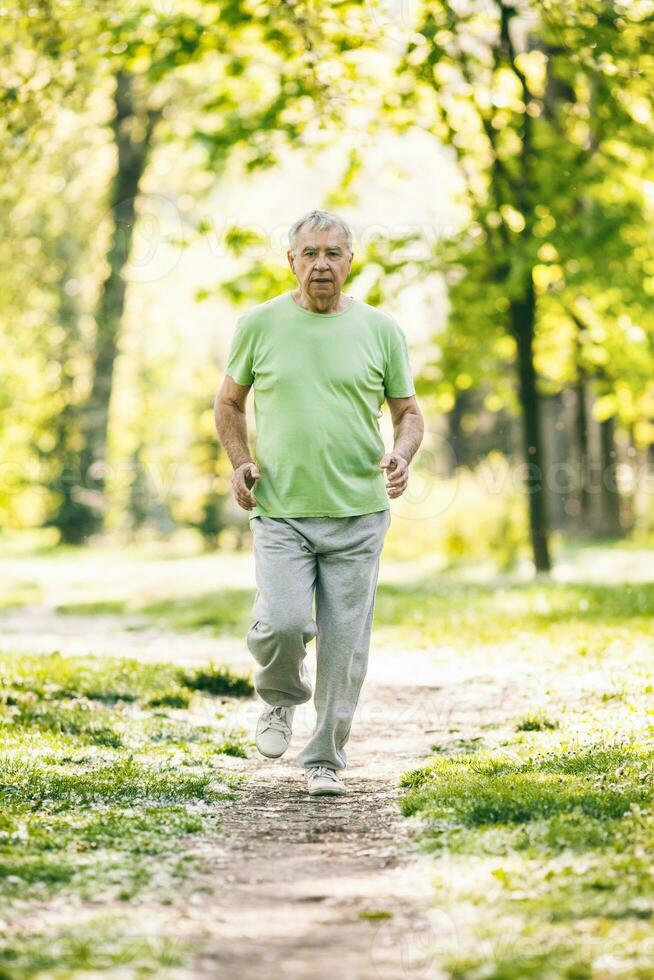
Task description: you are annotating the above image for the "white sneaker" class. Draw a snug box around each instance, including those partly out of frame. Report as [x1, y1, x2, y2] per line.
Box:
[305, 765, 346, 796]
[255, 704, 295, 758]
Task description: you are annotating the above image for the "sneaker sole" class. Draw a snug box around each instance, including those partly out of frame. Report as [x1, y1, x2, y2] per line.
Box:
[307, 785, 347, 796]
[255, 743, 289, 759]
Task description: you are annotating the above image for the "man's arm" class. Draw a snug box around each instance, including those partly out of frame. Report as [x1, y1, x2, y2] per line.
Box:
[214, 375, 254, 469]
[379, 394, 425, 499]
[214, 375, 260, 510]
[387, 395, 424, 464]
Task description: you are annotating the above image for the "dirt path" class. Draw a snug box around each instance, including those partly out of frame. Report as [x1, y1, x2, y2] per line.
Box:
[182, 676, 438, 980]
[186, 649, 533, 980]
[2, 606, 534, 979]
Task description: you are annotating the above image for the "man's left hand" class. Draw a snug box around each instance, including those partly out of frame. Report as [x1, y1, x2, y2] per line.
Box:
[379, 452, 409, 499]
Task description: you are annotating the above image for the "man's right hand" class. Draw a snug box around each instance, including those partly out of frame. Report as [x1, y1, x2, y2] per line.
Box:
[232, 461, 260, 511]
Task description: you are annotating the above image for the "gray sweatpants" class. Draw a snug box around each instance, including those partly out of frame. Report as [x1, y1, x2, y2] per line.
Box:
[247, 509, 391, 770]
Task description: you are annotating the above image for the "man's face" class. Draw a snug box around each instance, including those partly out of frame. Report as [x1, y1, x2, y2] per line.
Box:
[288, 226, 353, 300]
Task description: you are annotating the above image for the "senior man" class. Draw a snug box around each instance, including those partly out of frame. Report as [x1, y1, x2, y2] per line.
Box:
[214, 209, 424, 797]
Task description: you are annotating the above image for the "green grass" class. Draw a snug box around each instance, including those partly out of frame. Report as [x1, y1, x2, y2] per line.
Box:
[401, 743, 652, 831]
[0, 648, 252, 973]
[140, 589, 255, 633]
[56, 587, 257, 638]
[146, 687, 193, 708]
[373, 579, 654, 650]
[179, 662, 254, 697]
[0, 581, 43, 609]
[56, 599, 127, 615]
[0, 917, 191, 977]
[1, 649, 179, 703]
[398, 576, 654, 979]
[53, 581, 654, 666]
[516, 714, 558, 732]
[0, 649, 254, 707]
[402, 753, 654, 977]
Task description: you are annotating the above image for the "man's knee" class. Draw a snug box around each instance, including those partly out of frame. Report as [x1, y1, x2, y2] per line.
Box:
[249, 613, 316, 642]
[271, 613, 316, 640]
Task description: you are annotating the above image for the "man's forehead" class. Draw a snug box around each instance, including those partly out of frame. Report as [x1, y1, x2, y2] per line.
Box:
[295, 227, 350, 250]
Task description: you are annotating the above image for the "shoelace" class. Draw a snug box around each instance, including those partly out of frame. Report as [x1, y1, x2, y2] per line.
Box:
[261, 705, 292, 734]
[307, 765, 340, 782]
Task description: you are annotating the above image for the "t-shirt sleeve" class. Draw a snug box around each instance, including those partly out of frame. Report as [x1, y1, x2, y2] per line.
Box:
[384, 321, 416, 398]
[225, 317, 255, 386]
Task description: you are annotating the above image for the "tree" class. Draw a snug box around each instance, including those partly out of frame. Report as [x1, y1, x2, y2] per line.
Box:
[3, 0, 373, 540]
[382, 0, 654, 570]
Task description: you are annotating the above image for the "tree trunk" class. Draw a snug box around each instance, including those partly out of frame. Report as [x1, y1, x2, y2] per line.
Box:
[510, 275, 551, 572]
[597, 415, 622, 538]
[648, 437, 654, 472]
[42, 232, 94, 543]
[541, 391, 571, 532]
[573, 378, 591, 530]
[446, 389, 470, 474]
[77, 70, 160, 536]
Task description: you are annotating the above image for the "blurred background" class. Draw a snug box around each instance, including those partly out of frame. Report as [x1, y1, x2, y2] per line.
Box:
[3, 0, 654, 577]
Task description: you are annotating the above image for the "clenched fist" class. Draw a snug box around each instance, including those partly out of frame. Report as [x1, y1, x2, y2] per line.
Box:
[379, 452, 409, 499]
[232, 461, 260, 511]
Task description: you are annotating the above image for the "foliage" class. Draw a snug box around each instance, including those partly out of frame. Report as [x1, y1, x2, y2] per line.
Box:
[2, 1, 654, 560]
[385, 0, 654, 413]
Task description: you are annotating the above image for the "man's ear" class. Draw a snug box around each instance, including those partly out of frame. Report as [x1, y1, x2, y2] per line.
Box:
[287, 250, 295, 271]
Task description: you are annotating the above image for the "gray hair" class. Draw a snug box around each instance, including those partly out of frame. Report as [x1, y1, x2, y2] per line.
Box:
[288, 209, 353, 255]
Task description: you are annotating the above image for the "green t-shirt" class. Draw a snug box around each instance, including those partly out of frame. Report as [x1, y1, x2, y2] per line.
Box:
[225, 291, 416, 519]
